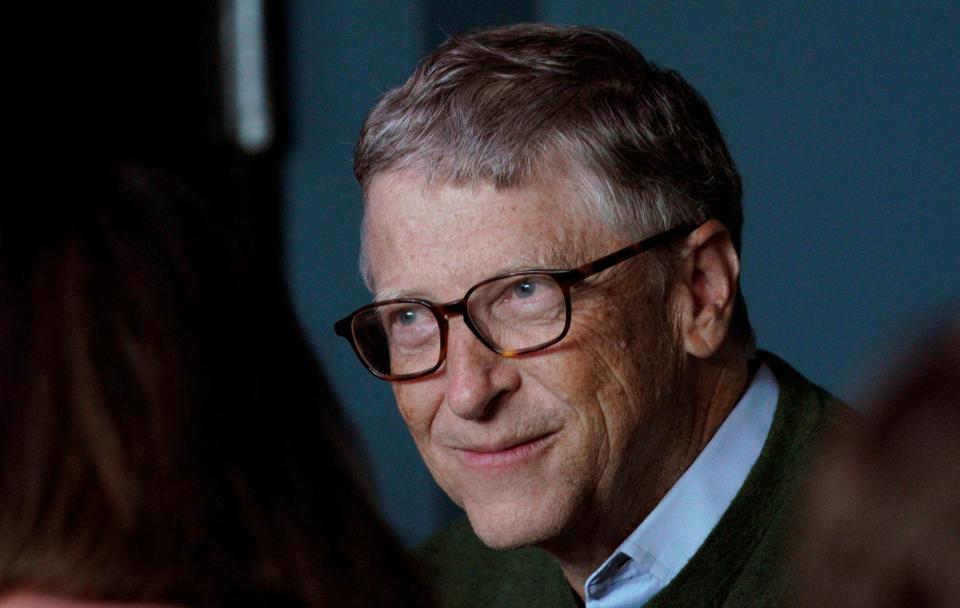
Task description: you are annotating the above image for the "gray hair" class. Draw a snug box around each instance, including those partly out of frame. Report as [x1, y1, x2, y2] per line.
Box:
[355, 23, 753, 349]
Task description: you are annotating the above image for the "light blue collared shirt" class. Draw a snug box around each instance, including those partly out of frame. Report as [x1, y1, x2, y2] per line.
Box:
[583, 364, 779, 607]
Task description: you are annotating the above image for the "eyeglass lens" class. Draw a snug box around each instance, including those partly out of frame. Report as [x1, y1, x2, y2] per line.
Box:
[350, 273, 568, 378]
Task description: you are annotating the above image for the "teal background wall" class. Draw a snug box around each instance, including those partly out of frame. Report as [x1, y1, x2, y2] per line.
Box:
[284, 2, 959, 545]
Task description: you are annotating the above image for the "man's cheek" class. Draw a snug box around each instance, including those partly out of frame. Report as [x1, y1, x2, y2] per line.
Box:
[394, 384, 435, 425]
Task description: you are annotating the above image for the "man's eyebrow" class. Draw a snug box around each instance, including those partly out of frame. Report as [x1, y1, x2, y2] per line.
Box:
[373, 287, 420, 302]
[491, 259, 564, 275]
[511, 243, 584, 271]
[371, 244, 583, 302]
[469, 250, 581, 283]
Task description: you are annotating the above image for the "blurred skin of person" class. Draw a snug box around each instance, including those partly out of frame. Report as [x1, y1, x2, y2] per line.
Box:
[0, 161, 433, 607]
[334, 23, 849, 607]
[792, 320, 960, 608]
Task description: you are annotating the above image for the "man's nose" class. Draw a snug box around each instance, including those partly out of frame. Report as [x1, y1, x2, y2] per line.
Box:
[442, 318, 519, 420]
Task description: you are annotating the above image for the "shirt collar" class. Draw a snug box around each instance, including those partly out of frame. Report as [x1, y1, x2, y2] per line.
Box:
[585, 363, 779, 603]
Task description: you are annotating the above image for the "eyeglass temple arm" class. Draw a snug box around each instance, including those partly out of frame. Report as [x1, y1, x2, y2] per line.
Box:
[563, 224, 697, 284]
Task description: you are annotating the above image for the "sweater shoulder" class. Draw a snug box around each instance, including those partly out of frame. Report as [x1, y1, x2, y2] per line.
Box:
[649, 353, 849, 607]
[417, 519, 577, 608]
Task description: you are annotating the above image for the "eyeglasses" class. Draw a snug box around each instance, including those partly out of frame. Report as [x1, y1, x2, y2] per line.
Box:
[334, 224, 695, 381]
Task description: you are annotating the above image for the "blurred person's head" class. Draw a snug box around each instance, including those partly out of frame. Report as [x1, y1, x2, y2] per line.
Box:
[0, 161, 429, 607]
[791, 319, 960, 608]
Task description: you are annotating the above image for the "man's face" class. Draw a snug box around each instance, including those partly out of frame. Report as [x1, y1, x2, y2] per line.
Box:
[364, 169, 690, 551]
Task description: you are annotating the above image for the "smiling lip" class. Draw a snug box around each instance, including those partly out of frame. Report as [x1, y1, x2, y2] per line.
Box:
[455, 432, 557, 468]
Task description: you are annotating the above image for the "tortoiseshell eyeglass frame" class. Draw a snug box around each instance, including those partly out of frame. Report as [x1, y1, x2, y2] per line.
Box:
[334, 223, 697, 381]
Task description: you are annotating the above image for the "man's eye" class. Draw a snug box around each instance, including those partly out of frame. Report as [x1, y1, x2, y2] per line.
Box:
[513, 279, 537, 299]
[395, 309, 420, 326]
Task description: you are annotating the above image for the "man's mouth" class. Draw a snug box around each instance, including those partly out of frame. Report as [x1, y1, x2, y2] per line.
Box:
[454, 432, 557, 468]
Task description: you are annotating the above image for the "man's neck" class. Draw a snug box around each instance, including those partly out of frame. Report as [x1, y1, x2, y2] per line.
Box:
[552, 349, 753, 600]
[686, 348, 753, 458]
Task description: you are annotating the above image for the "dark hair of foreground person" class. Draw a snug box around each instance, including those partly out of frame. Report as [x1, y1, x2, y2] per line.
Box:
[0, 161, 432, 607]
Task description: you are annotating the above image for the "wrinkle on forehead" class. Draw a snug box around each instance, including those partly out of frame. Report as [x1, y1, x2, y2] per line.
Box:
[359, 152, 631, 290]
[364, 170, 626, 302]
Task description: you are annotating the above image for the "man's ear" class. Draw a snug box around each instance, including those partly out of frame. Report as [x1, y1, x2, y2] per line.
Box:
[671, 220, 741, 359]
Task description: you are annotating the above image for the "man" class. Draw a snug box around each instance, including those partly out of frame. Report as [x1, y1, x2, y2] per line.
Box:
[335, 24, 846, 607]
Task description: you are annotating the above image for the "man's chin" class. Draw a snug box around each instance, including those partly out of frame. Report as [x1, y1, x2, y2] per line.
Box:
[463, 499, 568, 550]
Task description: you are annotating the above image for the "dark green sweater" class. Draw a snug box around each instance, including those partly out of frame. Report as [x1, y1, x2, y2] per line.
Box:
[418, 353, 848, 607]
